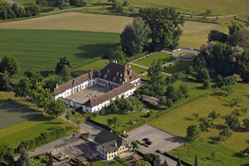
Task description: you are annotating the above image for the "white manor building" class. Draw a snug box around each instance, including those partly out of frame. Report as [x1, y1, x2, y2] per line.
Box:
[53, 61, 140, 112]
[94, 130, 131, 161]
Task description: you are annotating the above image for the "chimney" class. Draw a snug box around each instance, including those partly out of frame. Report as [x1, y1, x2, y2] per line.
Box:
[115, 142, 117, 147]
[55, 84, 58, 89]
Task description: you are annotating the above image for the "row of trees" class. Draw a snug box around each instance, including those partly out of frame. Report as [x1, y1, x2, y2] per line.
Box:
[119, 8, 184, 57]
[53, 0, 87, 9]
[0, 2, 40, 20]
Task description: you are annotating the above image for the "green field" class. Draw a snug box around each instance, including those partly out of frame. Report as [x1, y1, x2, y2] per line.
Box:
[91, 161, 123, 166]
[149, 83, 248, 165]
[0, 29, 119, 74]
[0, 92, 76, 147]
[130, 65, 147, 74]
[135, 52, 173, 67]
[170, 138, 248, 166]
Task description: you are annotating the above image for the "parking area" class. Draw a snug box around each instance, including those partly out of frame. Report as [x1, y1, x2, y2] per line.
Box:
[126, 125, 184, 152]
[66, 85, 110, 104]
[125, 125, 184, 166]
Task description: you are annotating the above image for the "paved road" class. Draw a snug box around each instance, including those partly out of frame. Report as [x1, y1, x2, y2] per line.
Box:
[126, 125, 185, 166]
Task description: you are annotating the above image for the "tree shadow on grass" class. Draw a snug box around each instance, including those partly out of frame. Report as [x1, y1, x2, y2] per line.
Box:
[0, 99, 51, 128]
[75, 43, 117, 59]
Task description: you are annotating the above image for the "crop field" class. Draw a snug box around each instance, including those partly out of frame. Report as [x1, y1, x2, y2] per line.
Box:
[129, 0, 248, 15]
[0, 29, 119, 74]
[0, 12, 133, 33]
[0, 92, 76, 147]
[0, 11, 221, 48]
[149, 83, 248, 165]
[134, 52, 173, 67]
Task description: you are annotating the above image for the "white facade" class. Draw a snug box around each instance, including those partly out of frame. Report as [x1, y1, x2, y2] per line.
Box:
[97, 145, 130, 161]
[55, 75, 140, 113]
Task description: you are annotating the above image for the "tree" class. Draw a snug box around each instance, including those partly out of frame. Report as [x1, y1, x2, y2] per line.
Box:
[11, 3, 25, 18]
[69, 0, 86, 6]
[46, 100, 66, 118]
[197, 68, 210, 83]
[106, 45, 127, 64]
[162, 160, 168, 166]
[194, 155, 199, 166]
[228, 22, 243, 35]
[237, 49, 248, 82]
[139, 8, 184, 50]
[47, 152, 53, 166]
[16, 151, 30, 166]
[208, 111, 220, 120]
[192, 56, 206, 73]
[228, 29, 249, 49]
[121, 17, 150, 55]
[0, 144, 15, 166]
[225, 114, 240, 130]
[176, 158, 182, 166]
[133, 160, 151, 166]
[186, 125, 200, 142]
[193, 113, 199, 121]
[219, 127, 232, 141]
[58, 65, 71, 81]
[0, 71, 10, 90]
[111, 0, 123, 13]
[25, 4, 40, 17]
[56, 0, 69, 9]
[199, 118, 214, 131]
[107, 119, 113, 127]
[0, 56, 18, 77]
[242, 119, 249, 130]
[179, 84, 188, 97]
[55, 57, 71, 74]
[208, 30, 228, 43]
[131, 141, 138, 156]
[144, 153, 161, 166]
[112, 117, 119, 126]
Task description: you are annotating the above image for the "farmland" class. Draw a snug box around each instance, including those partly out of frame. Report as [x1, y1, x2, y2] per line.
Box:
[128, 0, 248, 15]
[0, 92, 76, 147]
[149, 83, 248, 165]
[0, 29, 119, 74]
[0, 12, 221, 48]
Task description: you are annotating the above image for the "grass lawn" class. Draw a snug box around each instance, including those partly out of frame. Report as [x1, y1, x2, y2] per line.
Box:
[130, 65, 147, 74]
[170, 138, 248, 166]
[0, 29, 119, 74]
[149, 83, 248, 165]
[164, 61, 192, 73]
[135, 52, 173, 67]
[92, 110, 152, 133]
[0, 92, 76, 147]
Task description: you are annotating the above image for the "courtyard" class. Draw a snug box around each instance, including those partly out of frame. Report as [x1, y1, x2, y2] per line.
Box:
[66, 85, 110, 104]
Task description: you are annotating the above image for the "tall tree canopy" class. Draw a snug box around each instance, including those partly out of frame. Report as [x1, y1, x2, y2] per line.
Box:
[139, 8, 184, 51]
[121, 17, 150, 55]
